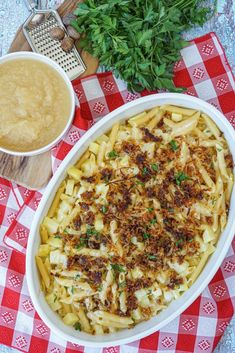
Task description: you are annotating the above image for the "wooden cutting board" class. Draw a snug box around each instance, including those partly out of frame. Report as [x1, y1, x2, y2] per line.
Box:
[0, 0, 99, 190]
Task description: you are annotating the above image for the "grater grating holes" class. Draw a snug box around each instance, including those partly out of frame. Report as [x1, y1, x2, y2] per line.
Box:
[24, 11, 85, 80]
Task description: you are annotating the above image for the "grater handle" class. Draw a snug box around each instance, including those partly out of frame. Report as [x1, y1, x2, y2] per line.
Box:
[25, 0, 37, 11]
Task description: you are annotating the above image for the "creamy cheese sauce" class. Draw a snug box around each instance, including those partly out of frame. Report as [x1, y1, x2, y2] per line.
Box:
[0, 59, 71, 152]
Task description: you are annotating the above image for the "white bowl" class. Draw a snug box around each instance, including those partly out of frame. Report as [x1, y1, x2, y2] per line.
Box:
[0, 52, 75, 156]
[26, 93, 235, 347]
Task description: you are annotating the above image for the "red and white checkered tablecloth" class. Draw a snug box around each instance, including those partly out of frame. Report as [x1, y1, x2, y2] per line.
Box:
[0, 32, 235, 353]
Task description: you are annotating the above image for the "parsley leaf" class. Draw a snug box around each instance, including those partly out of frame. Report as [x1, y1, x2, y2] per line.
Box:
[111, 263, 125, 273]
[150, 217, 157, 225]
[147, 207, 154, 212]
[100, 205, 107, 214]
[143, 232, 151, 239]
[170, 140, 178, 151]
[98, 284, 103, 292]
[148, 254, 157, 261]
[136, 180, 145, 186]
[175, 239, 184, 247]
[119, 281, 126, 288]
[72, 0, 212, 92]
[142, 167, 149, 175]
[74, 322, 81, 331]
[151, 164, 159, 172]
[86, 227, 98, 236]
[175, 172, 190, 185]
[108, 150, 118, 159]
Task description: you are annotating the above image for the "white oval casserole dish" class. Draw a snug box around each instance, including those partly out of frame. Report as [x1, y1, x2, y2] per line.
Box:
[26, 93, 235, 347]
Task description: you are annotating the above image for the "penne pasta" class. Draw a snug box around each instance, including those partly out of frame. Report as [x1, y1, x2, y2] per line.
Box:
[161, 105, 196, 116]
[47, 182, 65, 218]
[37, 104, 234, 335]
[35, 256, 50, 289]
[171, 112, 200, 137]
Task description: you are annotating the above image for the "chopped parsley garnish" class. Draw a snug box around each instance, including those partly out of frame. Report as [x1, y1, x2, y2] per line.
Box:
[150, 217, 157, 225]
[111, 263, 125, 273]
[151, 163, 159, 171]
[170, 140, 178, 151]
[143, 232, 151, 239]
[119, 281, 126, 288]
[75, 274, 80, 279]
[63, 228, 69, 234]
[54, 235, 61, 239]
[175, 172, 190, 186]
[175, 239, 184, 247]
[108, 150, 118, 159]
[100, 205, 107, 214]
[147, 207, 154, 212]
[217, 148, 222, 152]
[147, 254, 157, 261]
[211, 197, 217, 206]
[71, 286, 75, 294]
[98, 284, 103, 292]
[54, 295, 57, 302]
[76, 237, 88, 249]
[86, 227, 99, 236]
[136, 180, 145, 186]
[74, 322, 81, 331]
[142, 166, 149, 175]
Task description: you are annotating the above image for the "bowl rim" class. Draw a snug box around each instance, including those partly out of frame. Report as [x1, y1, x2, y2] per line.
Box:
[26, 93, 235, 347]
[0, 51, 75, 156]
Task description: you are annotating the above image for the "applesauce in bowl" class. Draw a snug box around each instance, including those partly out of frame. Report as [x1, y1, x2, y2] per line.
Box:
[0, 52, 75, 156]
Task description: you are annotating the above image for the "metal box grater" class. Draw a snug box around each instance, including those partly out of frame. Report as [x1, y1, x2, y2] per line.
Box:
[23, 1, 86, 81]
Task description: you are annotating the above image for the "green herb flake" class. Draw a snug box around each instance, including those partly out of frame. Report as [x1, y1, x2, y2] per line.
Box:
[175, 172, 190, 186]
[63, 228, 69, 234]
[111, 263, 125, 273]
[76, 237, 88, 249]
[175, 239, 184, 247]
[148, 254, 157, 261]
[143, 232, 151, 239]
[54, 235, 61, 239]
[119, 281, 126, 288]
[54, 295, 57, 303]
[98, 284, 103, 292]
[101, 205, 107, 214]
[136, 180, 145, 187]
[71, 286, 75, 294]
[170, 140, 178, 151]
[142, 167, 149, 176]
[150, 217, 157, 225]
[217, 148, 222, 152]
[151, 164, 159, 172]
[72, 0, 212, 92]
[86, 227, 98, 236]
[108, 150, 118, 159]
[147, 207, 154, 212]
[74, 322, 81, 331]
[75, 274, 80, 280]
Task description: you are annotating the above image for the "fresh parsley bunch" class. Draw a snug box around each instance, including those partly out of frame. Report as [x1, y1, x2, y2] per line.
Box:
[72, 0, 212, 92]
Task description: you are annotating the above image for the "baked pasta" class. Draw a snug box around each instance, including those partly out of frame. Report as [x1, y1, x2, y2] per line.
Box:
[36, 105, 234, 334]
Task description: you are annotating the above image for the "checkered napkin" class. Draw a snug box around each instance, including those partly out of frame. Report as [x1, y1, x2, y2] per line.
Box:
[0, 32, 235, 353]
